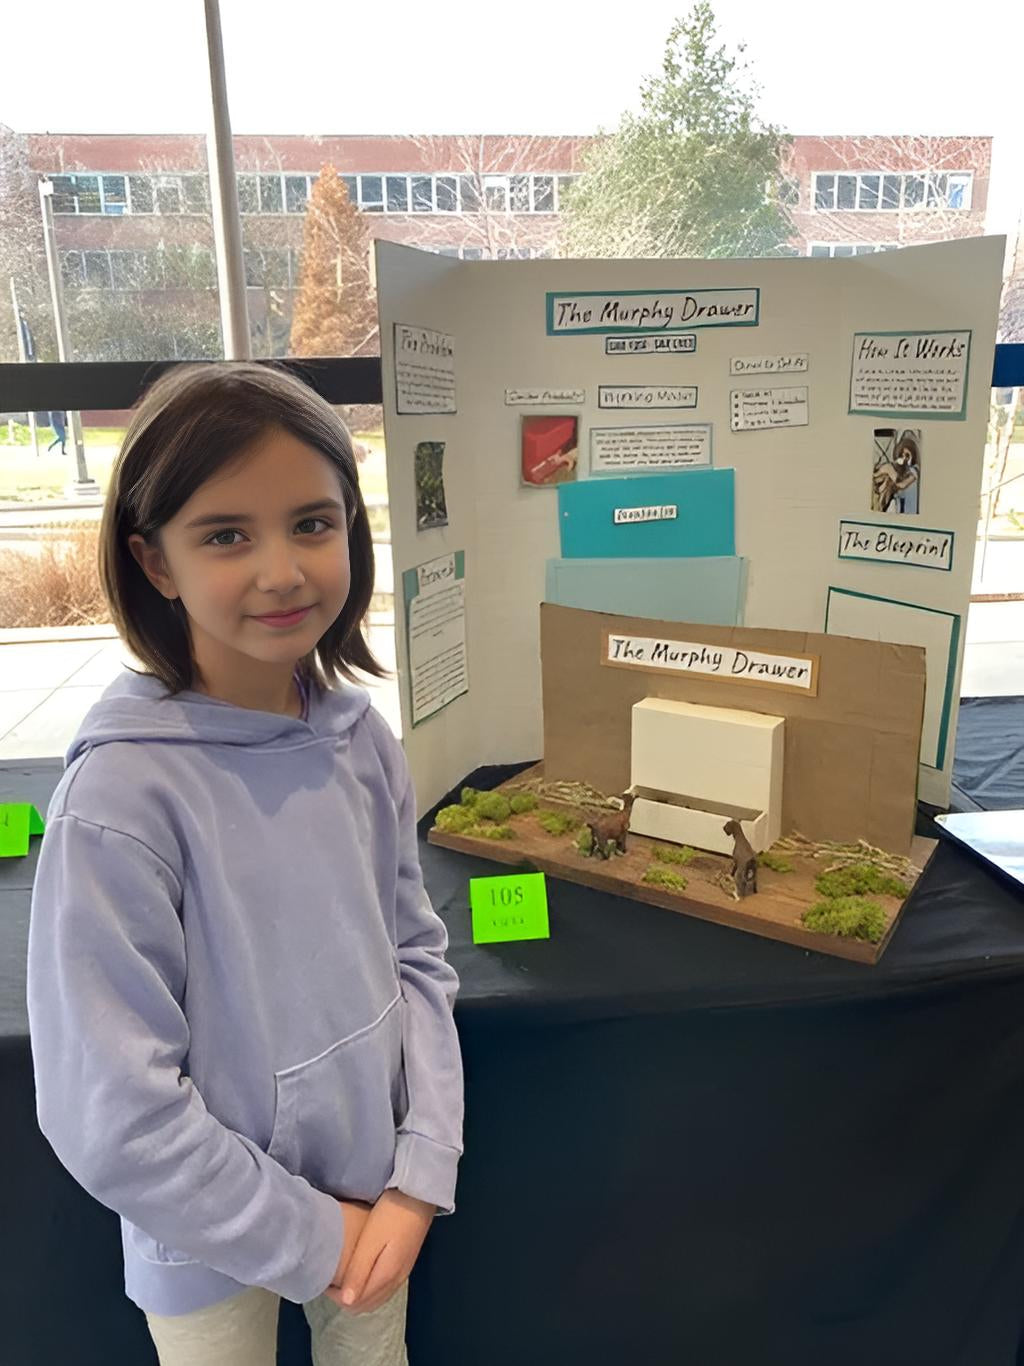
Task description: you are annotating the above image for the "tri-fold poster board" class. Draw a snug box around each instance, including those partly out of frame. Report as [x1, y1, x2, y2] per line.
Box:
[375, 235, 1004, 819]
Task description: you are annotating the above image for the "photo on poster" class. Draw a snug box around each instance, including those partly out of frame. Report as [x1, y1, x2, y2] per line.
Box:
[521, 415, 579, 487]
[414, 441, 448, 530]
[871, 428, 922, 515]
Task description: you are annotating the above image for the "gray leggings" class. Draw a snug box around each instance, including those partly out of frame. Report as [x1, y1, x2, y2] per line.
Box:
[145, 1282, 408, 1366]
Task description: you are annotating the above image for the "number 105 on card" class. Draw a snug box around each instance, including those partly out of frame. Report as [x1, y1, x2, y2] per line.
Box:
[469, 873, 550, 944]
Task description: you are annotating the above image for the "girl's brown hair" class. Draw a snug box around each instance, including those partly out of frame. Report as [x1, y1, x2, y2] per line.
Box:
[99, 361, 385, 694]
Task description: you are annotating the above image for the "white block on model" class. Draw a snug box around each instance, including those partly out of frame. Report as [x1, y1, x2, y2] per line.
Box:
[629, 697, 785, 855]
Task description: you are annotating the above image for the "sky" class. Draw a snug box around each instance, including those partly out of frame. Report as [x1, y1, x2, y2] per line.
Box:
[3, 0, 1020, 138]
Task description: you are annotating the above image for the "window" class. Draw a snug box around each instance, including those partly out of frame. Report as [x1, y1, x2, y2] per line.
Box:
[182, 176, 210, 214]
[410, 176, 433, 212]
[814, 174, 835, 210]
[858, 175, 879, 210]
[285, 175, 308, 213]
[459, 176, 480, 213]
[881, 174, 901, 210]
[435, 175, 457, 212]
[83, 251, 113, 288]
[101, 175, 127, 214]
[836, 174, 857, 210]
[60, 250, 84, 286]
[533, 176, 555, 212]
[386, 176, 409, 212]
[128, 175, 154, 214]
[359, 175, 383, 211]
[813, 169, 975, 212]
[341, 176, 357, 204]
[461, 247, 484, 260]
[154, 177, 183, 215]
[779, 177, 800, 207]
[50, 174, 100, 214]
[237, 175, 258, 214]
[483, 175, 509, 211]
[556, 176, 576, 208]
[509, 175, 531, 213]
[258, 175, 282, 213]
[807, 242, 899, 257]
[947, 173, 972, 209]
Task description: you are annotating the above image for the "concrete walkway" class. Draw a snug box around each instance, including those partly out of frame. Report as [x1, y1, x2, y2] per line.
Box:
[0, 626, 401, 760]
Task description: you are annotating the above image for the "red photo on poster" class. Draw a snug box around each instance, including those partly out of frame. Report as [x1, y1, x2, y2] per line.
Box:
[521, 415, 579, 487]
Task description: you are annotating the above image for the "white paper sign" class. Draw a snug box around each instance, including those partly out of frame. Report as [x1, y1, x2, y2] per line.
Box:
[548, 289, 759, 335]
[605, 334, 697, 356]
[604, 633, 817, 693]
[730, 386, 809, 432]
[405, 552, 468, 725]
[598, 386, 697, 410]
[849, 330, 971, 418]
[395, 324, 456, 414]
[730, 353, 808, 376]
[505, 387, 585, 406]
[590, 424, 713, 473]
[838, 521, 954, 571]
[613, 504, 678, 524]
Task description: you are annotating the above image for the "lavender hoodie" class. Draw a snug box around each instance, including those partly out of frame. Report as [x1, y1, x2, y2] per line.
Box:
[27, 671, 463, 1316]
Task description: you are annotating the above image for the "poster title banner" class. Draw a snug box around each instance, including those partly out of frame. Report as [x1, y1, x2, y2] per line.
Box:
[547, 289, 760, 336]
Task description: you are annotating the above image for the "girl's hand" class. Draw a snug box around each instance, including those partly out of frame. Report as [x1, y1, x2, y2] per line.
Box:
[326, 1190, 435, 1315]
[330, 1200, 372, 1289]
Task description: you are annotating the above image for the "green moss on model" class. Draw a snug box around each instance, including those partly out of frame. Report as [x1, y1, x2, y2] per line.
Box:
[476, 824, 514, 840]
[651, 843, 695, 866]
[537, 810, 581, 837]
[509, 793, 538, 814]
[642, 866, 688, 892]
[802, 897, 887, 944]
[758, 851, 794, 874]
[815, 863, 908, 900]
[575, 826, 594, 856]
[474, 792, 512, 822]
[460, 787, 481, 808]
[435, 804, 477, 834]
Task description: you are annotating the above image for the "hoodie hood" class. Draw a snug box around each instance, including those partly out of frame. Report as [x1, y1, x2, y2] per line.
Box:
[67, 668, 372, 765]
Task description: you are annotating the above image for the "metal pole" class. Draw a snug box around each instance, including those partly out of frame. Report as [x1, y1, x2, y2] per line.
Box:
[37, 179, 98, 497]
[203, 0, 250, 359]
[9, 276, 41, 458]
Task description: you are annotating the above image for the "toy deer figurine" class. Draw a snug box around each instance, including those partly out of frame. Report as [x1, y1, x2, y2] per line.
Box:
[586, 792, 636, 860]
[723, 819, 758, 898]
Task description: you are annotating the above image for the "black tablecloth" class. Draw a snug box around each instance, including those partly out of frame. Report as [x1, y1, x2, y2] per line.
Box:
[4, 759, 1024, 1365]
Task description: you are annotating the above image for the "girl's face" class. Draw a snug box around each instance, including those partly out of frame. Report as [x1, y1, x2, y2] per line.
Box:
[129, 426, 352, 685]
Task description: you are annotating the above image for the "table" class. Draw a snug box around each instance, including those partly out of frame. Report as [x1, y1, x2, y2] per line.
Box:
[4, 759, 1024, 1366]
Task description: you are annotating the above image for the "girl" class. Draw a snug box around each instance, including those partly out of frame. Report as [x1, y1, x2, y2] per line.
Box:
[26, 362, 464, 1366]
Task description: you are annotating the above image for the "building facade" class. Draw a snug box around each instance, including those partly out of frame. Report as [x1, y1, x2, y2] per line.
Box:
[22, 131, 992, 362]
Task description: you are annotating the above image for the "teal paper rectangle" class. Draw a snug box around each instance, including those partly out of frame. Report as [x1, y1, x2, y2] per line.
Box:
[546, 556, 746, 625]
[557, 469, 735, 559]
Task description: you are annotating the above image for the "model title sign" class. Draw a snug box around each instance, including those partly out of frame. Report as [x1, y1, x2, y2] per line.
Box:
[602, 632, 819, 695]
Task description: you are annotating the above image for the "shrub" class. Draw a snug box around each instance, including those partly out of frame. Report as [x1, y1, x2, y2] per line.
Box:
[435, 804, 476, 834]
[475, 792, 512, 823]
[477, 824, 513, 840]
[802, 897, 887, 944]
[460, 787, 481, 808]
[815, 864, 908, 900]
[758, 851, 794, 873]
[537, 809, 580, 837]
[642, 866, 688, 892]
[652, 843, 695, 866]
[0, 524, 109, 629]
[509, 792, 538, 814]
[575, 826, 594, 856]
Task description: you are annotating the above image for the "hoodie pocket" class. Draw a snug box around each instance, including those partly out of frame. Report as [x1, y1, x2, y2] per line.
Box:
[267, 993, 404, 1202]
[126, 1223, 199, 1267]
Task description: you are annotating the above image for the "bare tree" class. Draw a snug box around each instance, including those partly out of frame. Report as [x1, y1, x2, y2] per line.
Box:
[808, 135, 989, 251]
[407, 133, 576, 260]
[0, 124, 55, 364]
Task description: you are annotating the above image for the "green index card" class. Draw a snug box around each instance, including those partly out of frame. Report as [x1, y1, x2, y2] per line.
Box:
[470, 873, 550, 945]
[0, 803, 45, 858]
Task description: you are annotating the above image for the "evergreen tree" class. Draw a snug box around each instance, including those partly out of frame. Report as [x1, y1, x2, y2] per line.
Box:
[562, 3, 793, 259]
